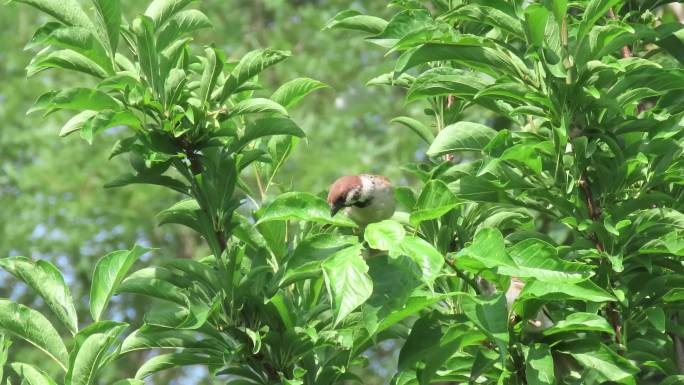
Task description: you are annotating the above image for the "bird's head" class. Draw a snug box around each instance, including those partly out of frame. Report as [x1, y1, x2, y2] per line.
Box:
[327, 175, 366, 217]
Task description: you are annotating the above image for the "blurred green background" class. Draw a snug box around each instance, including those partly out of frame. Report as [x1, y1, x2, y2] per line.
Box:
[0, 1, 425, 384]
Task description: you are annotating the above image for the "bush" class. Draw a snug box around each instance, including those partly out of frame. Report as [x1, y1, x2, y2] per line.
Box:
[2, 0, 684, 384]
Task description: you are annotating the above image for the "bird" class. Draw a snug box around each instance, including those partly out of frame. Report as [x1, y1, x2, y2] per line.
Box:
[327, 174, 396, 227]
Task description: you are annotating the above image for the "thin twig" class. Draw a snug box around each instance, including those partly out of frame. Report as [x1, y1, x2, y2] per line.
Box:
[670, 314, 684, 374]
[607, 9, 633, 58]
[445, 257, 480, 294]
[578, 172, 622, 345]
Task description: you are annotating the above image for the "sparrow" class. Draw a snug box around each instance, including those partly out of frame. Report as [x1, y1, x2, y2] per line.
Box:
[327, 174, 396, 227]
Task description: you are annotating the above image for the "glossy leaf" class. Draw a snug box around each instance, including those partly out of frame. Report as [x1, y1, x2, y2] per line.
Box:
[544, 312, 614, 336]
[90, 245, 150, 321]
[227, 98, 288, 118]
[220, 48, 290, 100]
[499, 239, 593, 283]
[135, 351, 224, 379]
[0, 257, 78, 334]
[410, 179, 459, 225]
[91, 0, 120, 55]
[12, 0, 93, 28]
[364, 220, 405, 251]
[322, 245, 373, 325]
[257, 192, 356, 227]
[144, 0, 195, 27]
[323, 9, 388, 34]
[0, 300, 68, 371]
[271, 77, 328, 108]
[562, 341, 639, 382]
[66, 321, 128, 385]
[391, 116, 434, 144]
[10, 363, 57, 385]
[427, 121, 497, 157]
[519, 280, 615, 302]
[157, 9, 211, 50]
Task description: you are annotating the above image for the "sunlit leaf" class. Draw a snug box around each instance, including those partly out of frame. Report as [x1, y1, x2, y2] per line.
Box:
[0, 257, 78, 334]
[90, 245, 150, 321]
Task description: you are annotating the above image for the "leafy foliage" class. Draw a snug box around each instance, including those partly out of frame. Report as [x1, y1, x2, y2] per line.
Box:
[2, 0, 684, 385]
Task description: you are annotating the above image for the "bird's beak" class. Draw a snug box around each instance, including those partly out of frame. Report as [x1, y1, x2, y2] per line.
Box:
[330, 204, 342, 217]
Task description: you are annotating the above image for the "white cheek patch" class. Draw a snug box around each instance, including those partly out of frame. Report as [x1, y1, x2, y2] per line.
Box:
[359, 176, 372, 202]
[345, 188, 359, 205]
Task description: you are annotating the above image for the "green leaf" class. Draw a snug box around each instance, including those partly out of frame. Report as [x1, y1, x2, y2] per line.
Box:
[112, 380, 144, 385]
[663, 288, 684, 303]
[543, 312, 614, 336]
[543, 0, 567, 24]
[135, 351, 223, 379]
[164, 68, 187, 106]
[462, 293, 509, 358]
[59, 110, 99, 137]
[427, 121, 497, 157]
[499, 143, 544, 174]
[322, 245, 373, 325]
[132, 16, 161, 95]
[29, 88, 119, 114]
[91, 0, 121, 56]
[519, 279, 615, 302]
[117, 268, 188, 305]
[78, 110, 139, 142]
[410, 179, 459, 225]
[323, 10, 388, 34]
[645, 307, 666, 332]
[455, 228, 516, 272]
[227, 98, 288, 118]
[90, 245, 150, 321]
[391, 116, 434, 144]
[156, 200, 217, 252]
[524, 5, 549, 47]
[258, 192, 356, 227]
[526, 343, 556, 385]
[406, 67, 490, 103]
[10, 363, 57, 385]
[395, 41, 520, 78]
[104, 173, 189, 195]
[144, 0, 195, 27]
[66, 322, 127, 385]
[577, 0, 622, 43]
[364, 220, 406, 251]
[220, 49, 290, 101]
[13, 0, 93, 28]
[0, 257, 78, 335]
[271, 77, 328, 109]
[197, 46, 222, 105]
[34, 26, 112, 74]
[120, 326, 222, 354]
[394, 236, 445, 288]
[561, 340, 639, 382]
[157, 9, 211, 50]
[499, 239, 593, 283]
[0, 300, 68, 371]
[444, 4, 523, 38]
[0, 334, 10, 381]
[398, 313, 443, 370]
[232, 117, 305, 152]
[27, 49, 109, 78]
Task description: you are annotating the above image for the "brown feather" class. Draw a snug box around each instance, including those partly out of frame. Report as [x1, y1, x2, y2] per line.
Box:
[327, 175, 362, 205]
